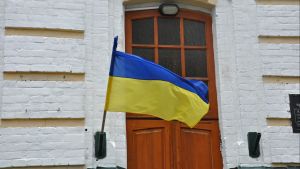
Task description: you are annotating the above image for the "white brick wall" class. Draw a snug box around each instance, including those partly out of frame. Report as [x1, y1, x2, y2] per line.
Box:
[0, 127, 85, 168]
[215, 0, 300, 168]
[263, 80, 300, 118]
[256, 3, 300, 166]
[4, 36, 85, 72]
[257, 5, 300, 36]
[84, 0, 126, 168]
[2, 80, 85, 119]
[215, 0, 267, 167]
[260, 43, 300, 76]
[0, 0, 5, 123]
[5, 0, 85, 30]
[261, 79, 300, 164]
[1, 0, 88, 168]
[266, 126, 300, 163]
[214, 0, 241, 167]
[231, 0, 265, 166]
[0, 0, 299, 169]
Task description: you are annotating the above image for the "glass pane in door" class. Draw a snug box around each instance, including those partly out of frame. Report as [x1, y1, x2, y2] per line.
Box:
[132, 18, 154, 44]
[158, 49, 181, 75]
[132, 48, 155, 62]
[184, 19, 206, 46]
[158, 17, 180, 45]
[185, 50, 207, 77]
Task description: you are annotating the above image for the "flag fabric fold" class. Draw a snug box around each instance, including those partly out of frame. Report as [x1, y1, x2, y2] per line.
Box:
[105, 37, 209, 128]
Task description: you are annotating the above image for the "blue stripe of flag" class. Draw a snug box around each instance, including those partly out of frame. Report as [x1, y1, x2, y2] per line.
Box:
[109, 50, 208, 103]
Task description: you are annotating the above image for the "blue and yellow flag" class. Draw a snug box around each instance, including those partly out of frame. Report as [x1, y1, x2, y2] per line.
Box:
[105, 37, 209, 128]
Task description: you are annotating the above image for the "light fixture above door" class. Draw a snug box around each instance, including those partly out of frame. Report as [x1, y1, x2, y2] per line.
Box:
[159, 3, 179, 16]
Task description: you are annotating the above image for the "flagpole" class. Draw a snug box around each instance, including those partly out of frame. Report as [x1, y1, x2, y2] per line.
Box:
[101, 110, 107, 132]
[100, 36, 118, 132]
[94, 37, 118, 160]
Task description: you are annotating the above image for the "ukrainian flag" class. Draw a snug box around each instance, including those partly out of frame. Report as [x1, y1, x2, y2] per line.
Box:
[105, 37, 209, 128]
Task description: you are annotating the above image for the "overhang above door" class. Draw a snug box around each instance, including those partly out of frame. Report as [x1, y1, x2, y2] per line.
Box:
[123, 0, 216, 9]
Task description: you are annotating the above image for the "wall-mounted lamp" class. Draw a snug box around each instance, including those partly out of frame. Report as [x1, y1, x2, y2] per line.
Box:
[159, 3, 179, 16]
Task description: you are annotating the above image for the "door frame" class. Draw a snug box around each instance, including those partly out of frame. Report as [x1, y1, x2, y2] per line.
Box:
[125, 8, 222, 169]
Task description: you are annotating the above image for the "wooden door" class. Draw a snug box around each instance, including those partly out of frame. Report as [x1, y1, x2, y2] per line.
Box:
[125, 9, 222, 169]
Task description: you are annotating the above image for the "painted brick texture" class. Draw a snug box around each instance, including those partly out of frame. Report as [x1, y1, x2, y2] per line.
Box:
[214, 0, 241, 167]
[0, 0, 5, 123]
[215, 0, 300, 168]
[2, 80, 85, 119]
[83, 0, 126, 168]
[2, 12, 86, 169]
[257, 5, 300, 36]
[260, 43, 300, 76]
[4, 36, 85, 72]
[262, 80, 300, 164]
[1, 0, 88, 168]
[0, 127, 85, 168]
[266, 126, 300, 163]
[0, 0, 299, 169]
[5, 0, 85, 30]
[263, 79, 300, 118]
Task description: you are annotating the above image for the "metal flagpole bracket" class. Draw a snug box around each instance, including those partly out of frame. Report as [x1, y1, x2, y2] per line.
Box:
[94, 132, 106, 160]
[94, 110, 107, 160]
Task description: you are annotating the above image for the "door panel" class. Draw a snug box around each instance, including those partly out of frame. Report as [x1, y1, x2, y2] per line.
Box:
[127, 119, 171, 169]
[180, 128, 213, 168]
[176, 121, 223, 169]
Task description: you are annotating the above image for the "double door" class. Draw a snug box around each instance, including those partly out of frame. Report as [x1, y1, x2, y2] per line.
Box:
[127, 120, 222, 169]
[125, 9, 222, 169]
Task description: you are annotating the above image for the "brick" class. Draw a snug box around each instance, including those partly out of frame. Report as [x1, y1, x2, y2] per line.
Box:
[4, 36, 85, 73]
[0, 127, 84, 168]
[257, 5, 300, 36]
[5, 0, 85, 30]
[2, 81, 85, 119]
[260, 43, 300, 76]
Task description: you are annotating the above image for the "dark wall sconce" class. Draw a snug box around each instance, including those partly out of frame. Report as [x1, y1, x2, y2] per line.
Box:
[159, 3, 179, 16]
[247, 132, 261, 158]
